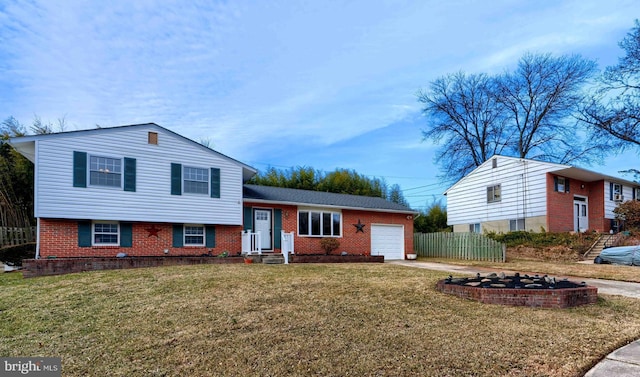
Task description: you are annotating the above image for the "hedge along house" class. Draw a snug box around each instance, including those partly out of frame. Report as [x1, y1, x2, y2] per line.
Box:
[445, 155, 640, 234]
[9, 123, 415, 260]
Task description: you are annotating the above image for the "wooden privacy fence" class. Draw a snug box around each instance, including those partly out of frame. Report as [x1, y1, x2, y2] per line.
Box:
[414, 232, 506, 262]
[0, 226, 36, 247]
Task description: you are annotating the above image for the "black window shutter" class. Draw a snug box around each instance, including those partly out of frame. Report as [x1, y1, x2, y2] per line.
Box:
[210, 168, 220, 198]
[120, 223, 133, 247]
[565, 178, 570, 193]
[205, 226, 216, 248]
[171, 163, 182, 195]
[78, 221, 92, 247]
[73, 151, 87, 188]
[610, 182, 614, 200]
[123, 158, 136, 192]
[553, 176, 558, 192]
[243, 207, 253, 230]
[634, 188, 637, 200]
[274, 209, 282, 249]
[172, 224, 183, 247]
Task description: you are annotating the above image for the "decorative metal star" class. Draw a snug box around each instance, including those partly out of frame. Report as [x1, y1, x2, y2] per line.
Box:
[353, 219, 366, 233]
[145, 225, 162, 237]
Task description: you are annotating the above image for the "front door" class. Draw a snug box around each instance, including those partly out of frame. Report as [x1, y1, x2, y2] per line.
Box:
[254, 209, 272, 250]
[573, 197, 588, 232]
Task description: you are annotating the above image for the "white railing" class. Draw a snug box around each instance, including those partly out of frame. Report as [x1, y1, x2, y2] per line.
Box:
[281, 231, 295, 264]
[241, 231, 262, 255]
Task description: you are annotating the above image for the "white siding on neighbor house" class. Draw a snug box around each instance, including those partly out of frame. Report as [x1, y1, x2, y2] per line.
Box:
[34, 126, 244, 225]
[446, 157, 567, 226]
[604, 181, 638, 220]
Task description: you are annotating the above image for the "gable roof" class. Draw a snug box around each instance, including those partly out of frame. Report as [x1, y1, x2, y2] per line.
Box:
[444, 155, 638, 194]
[243, 184, 416, 214]
[9, 123, 258, 182]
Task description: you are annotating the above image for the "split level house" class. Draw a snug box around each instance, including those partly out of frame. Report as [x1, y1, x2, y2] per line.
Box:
[445, 155, 640, 234]
[9, 123, 415, 260]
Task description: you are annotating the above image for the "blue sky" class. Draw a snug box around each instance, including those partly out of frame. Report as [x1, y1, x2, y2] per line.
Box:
[1, 0, 639, 209]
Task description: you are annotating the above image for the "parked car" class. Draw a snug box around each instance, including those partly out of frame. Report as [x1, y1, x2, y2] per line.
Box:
[594, 245, 640, 266]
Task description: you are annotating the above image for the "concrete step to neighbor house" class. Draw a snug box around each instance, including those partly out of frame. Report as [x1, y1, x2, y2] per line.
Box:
[261, 254, 285, 264]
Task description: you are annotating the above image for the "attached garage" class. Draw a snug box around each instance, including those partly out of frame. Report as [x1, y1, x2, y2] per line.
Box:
[371, 224, 405, 260]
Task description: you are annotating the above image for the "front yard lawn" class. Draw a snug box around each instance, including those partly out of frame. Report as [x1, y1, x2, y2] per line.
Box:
[2, 264, 640, 376]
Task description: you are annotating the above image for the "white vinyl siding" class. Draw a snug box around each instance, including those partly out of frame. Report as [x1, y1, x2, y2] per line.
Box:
[604, 181, 638, 220]
[446, 157, 566, 226]
[33, 126, 244, 225]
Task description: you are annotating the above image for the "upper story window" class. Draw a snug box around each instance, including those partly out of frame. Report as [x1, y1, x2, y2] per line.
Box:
[299, 210, 341, 237]
[93, 222, 119, 246]
[90, 156, 122, 187]
[557, 177, 566, 192]
[612, 183, 623, 201]
[486, 184, 501, 203]
[183, 167, 209, 195]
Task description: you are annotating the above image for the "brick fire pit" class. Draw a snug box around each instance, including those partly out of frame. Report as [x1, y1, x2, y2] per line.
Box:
[436, 273, 598, 309]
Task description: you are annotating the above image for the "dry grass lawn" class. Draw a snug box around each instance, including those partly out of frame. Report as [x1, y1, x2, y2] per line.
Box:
[2, 263, 640, 376]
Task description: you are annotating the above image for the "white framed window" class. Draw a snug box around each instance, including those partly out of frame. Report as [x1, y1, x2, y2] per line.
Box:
[183, 167, 209, 195]
[93, 221, 119, 246]
[90, 155, 122, 187]
[612, 183, 624, 202]
[487, 184, 501, 203]
[469, 223, 481, 233]
[298, 210, 341, 237]
[184, 225, 205, 246]
[635, 187, 640, 201]
[509, 218, 525, 232]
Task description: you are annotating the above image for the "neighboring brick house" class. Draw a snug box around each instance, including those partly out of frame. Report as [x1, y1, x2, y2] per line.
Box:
[9, 123, 415, 260]
[445, 155, 640, 234]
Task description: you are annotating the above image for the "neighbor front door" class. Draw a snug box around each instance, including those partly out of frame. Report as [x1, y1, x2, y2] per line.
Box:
[254, 209, 272, 250]
[573, 197, 588, 232]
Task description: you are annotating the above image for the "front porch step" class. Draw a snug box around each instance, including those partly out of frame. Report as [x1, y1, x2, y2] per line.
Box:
[261, 254, 285, 264]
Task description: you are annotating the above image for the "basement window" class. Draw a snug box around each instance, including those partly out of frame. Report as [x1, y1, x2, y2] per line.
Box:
[509, 219, 525, 232]
[93, 222, 119, 246]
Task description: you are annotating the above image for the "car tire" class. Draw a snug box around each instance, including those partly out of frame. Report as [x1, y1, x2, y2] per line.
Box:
[594, 255, 603, 264]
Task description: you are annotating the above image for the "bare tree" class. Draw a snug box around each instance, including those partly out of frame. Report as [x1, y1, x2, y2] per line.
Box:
[418, 72, 510, 182]
[495, 53, 599, 163]
[580, 20, 640, 150]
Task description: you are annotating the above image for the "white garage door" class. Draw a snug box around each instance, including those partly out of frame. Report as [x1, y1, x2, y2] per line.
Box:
[371, 224, 405, 260]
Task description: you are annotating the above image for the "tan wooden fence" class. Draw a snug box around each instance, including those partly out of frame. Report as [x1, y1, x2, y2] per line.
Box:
[0, 226, 36, 247]
[414, 232, 506, 262]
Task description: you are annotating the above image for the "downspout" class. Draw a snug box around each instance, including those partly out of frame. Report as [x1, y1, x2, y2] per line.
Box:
[34, 139, 40, 259]
[35, 218, 40, 259]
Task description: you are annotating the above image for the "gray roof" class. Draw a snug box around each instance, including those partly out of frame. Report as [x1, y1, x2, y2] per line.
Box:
[243, 184, 416, 213]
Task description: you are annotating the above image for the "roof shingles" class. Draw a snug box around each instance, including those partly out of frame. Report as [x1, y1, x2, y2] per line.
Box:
[243, 184, 415, 213]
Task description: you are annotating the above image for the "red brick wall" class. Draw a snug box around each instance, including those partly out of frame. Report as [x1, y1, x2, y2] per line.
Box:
[546, 175, 607, 232]
[39, 219, 243, 258]
[244, 202, 414, 256]
[589, 181, 609, 232]
[39, 205, 415, 258]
